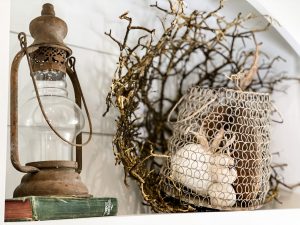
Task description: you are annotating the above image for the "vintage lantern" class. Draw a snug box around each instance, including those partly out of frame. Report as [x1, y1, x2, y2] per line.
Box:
[10, 3, 92, 197]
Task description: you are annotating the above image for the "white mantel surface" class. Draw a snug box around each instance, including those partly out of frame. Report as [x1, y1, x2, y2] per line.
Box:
[5, 208, 300, 225]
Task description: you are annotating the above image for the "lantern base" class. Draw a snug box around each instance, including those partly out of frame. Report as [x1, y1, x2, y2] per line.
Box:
[13, 161, 91, 198]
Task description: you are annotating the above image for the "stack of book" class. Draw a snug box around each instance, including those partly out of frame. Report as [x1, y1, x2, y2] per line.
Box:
[5, 196, 118, 221]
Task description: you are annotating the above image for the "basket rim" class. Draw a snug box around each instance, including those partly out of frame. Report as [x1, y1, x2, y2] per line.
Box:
[188, 87, 271, 97]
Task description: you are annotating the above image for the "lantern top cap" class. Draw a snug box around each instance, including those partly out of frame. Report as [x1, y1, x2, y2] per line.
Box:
[28, 3, 72, 55]
[41, 3, 55, 16]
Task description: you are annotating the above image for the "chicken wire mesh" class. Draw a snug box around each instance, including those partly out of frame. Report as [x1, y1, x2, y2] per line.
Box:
[161, 87, 272, 210]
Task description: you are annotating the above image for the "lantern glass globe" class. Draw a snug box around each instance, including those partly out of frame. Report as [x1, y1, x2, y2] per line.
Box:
[19, 70, 85, 163]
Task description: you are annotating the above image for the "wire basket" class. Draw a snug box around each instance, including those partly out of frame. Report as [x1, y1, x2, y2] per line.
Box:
[161, 87, 272, 210]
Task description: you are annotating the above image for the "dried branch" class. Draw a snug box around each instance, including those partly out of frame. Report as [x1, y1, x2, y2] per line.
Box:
[104, 0, 297, 213]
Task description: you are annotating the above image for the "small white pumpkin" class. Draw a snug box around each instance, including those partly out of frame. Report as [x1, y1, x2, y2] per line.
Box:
[170, 143, 212, 195]
[213, 154, 234, 167]
[208, 183, 236, 207]
[210, 152, 237, 184]
[210, 165, 237, 184]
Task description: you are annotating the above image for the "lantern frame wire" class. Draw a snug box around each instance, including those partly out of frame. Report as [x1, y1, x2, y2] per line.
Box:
[11, 32, 93, 174]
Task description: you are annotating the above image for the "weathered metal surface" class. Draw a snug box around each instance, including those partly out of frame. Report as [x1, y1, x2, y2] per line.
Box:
[29, 46, 68, 73]
[26, 161, 78, 169]
[10, 3, 93, 197]
[13, 161, 91, 198]
[10, 49, 40, 174]
[29, 3, 72, 55]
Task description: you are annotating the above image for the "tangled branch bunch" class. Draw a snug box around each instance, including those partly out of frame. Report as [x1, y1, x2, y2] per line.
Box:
[104, 0, 291, 212]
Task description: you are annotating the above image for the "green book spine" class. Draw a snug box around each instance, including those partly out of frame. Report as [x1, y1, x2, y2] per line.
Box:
[12, 196, 118, 221]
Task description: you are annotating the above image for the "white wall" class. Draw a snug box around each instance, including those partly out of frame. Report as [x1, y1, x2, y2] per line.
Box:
[6, 0, 300, 216]
[0, 0, 10, 222]
[248, 0, 300, 55]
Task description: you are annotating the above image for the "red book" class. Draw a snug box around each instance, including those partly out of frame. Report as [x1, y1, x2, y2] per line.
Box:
[5, 198, 33, 221]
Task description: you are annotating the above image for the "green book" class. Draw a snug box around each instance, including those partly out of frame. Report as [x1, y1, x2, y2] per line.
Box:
[5, 196, 118, 221]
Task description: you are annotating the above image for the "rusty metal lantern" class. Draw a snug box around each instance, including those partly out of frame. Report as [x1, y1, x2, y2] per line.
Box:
[10, 3, 93, 197]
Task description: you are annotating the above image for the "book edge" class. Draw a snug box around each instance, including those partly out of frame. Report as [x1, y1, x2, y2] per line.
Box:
[5, 196, 118, 221]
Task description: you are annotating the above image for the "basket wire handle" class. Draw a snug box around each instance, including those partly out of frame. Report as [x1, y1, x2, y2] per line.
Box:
[167, 93, 217, 123]
[18, 32, 92, 147]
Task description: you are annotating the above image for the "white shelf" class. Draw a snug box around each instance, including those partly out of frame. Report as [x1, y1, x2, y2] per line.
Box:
[4, 190, 300, 225]
[5, 208, 300, 225]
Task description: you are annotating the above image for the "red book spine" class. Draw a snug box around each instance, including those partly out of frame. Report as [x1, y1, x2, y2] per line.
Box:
[5, 199, 33, 221]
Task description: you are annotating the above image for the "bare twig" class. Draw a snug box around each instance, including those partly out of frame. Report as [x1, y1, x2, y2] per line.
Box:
[104, 0, 296, 213]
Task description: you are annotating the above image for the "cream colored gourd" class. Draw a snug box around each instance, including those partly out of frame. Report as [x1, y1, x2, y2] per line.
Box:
[208, 183, 236, 207]
[211, 152, 237, 183]
[213, 154, 234, 167]
[210, 165, 237, 184]
[170, 143, 212, 195]
[209, 147, 237, 207]
[170, 127, 237, 207]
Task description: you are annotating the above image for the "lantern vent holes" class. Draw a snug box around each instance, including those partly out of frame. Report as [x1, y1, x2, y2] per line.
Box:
[29, 47, 67, 73]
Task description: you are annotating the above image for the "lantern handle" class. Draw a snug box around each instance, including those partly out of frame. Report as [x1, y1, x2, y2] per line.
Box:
[10, 48, 40, 173]
[66, 56, 94, 173]
[19, 32, 93, 147]
[167, 94, 217, 124]
[66, 56, 93, 146]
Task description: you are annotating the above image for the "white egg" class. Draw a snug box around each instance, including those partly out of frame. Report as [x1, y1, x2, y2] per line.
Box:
[208, 183, 236, 207]
[170, 143, 212, 195]
[210, 165, 237, 184]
